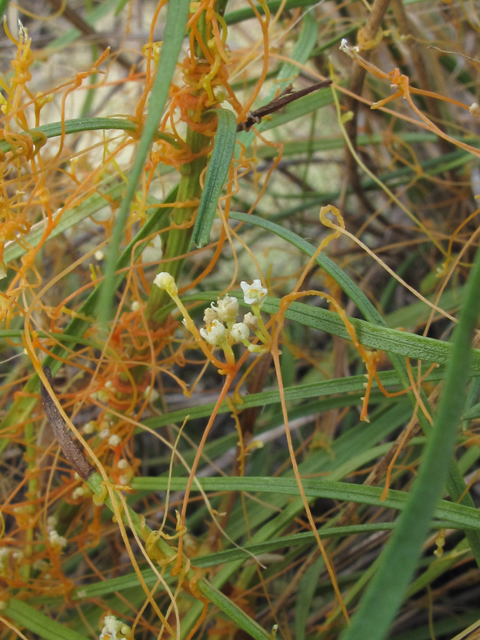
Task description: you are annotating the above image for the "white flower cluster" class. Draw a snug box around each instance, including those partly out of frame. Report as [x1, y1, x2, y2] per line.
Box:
[197, 280, 267, 348]
[47, 516, 67, 549]
[100, 615, 132, 640]
[339, 38, 359, 56]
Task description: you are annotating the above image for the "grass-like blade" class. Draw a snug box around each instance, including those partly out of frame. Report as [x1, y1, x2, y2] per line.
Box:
[131, 477, 480, 530]
[191, 108, 237, 248]
[100, 0, 189, 326]
[4, 598, 89, 640]
[340, 246, 480, 640]
[0, 118, 179, 155]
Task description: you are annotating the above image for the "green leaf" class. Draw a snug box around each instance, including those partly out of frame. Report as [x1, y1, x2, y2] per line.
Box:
[192, 108, 237, 248]
[0, 118, 174, 156]
[462, 401, 480, 420]
[296, 557, 324, 640]
[100, 0, 189, 325]
[142, 367, 451, 431]
[339, 245, 480, 640]
[260, 296, 480, 370]
[131, 476, 480, 531]
[273, 10, 318, 93]
[5, 598, 89, 640]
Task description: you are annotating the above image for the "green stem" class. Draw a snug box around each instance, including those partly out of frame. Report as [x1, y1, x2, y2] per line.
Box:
[145, 127, 210, 325]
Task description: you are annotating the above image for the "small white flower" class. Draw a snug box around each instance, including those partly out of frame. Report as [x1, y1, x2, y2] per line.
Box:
[46, 515, 57, 530]
[118, 459, 128, 470]
[72, 487, 86, 500]
[131, 300, 140, 311]
[153, 272, 177, 296]
[203, 306, 219, 323]
[143, 385, 159, 401]
[243, 312, 258, 331]
[200, 319, 227, 346]
[108, 434, 121, 447]
[84, 421, 95, 434]
[230, 322, 250, 342]
[240, 280, 268, 308]
[99, 428, 110, 440]
[0, 548, 10, 566]
[119, 474, 131, 486]
[33, 558, 49, 571]
[99, 615, 131, 640]
[470, 103, 480, 118]
[95, 250, 105, 261]
[91, 390, 109, 403]
[211, 295, 239, 323]
[48, 530, 67, 548]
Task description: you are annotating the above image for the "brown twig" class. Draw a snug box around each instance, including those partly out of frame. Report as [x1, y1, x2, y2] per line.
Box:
[237, 80, 332, 132]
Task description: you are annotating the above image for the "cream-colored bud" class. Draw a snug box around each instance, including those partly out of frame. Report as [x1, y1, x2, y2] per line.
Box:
[153, 272, 177, 296]
[243, 312, 258, 331]
[230, 322, 250, 342]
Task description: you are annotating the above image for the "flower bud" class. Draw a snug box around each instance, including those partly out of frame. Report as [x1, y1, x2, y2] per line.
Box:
[243, 312, 258, 331]
[153, 272, 178, 296]
[230, 322, 250, 342]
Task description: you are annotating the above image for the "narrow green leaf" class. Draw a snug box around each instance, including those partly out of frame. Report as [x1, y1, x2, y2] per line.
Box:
[462, 401, 480, 420]
[192, 108, 237, 248]
[5, 598, 89, 640]
[296, 557, 324, 640]
[273, 11, 318, 91]
[340, 245, 480, 640]
[142, 367, 451, 431]
[0, 118, 136, 155]
[198, 581, 271, 640]
[260, 296, 480, 370]
[100, 0, 189, 325]
[131, 476, 480, 530]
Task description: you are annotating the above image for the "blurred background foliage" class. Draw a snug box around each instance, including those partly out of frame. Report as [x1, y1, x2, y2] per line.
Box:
[1, 1, 480, 639]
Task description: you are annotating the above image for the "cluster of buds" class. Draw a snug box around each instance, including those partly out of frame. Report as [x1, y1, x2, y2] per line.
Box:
[99, 615, 133, 640]
[153, 274, 271, 365]
[46, 515, 67, 549]
[83, 417, 121, 448]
